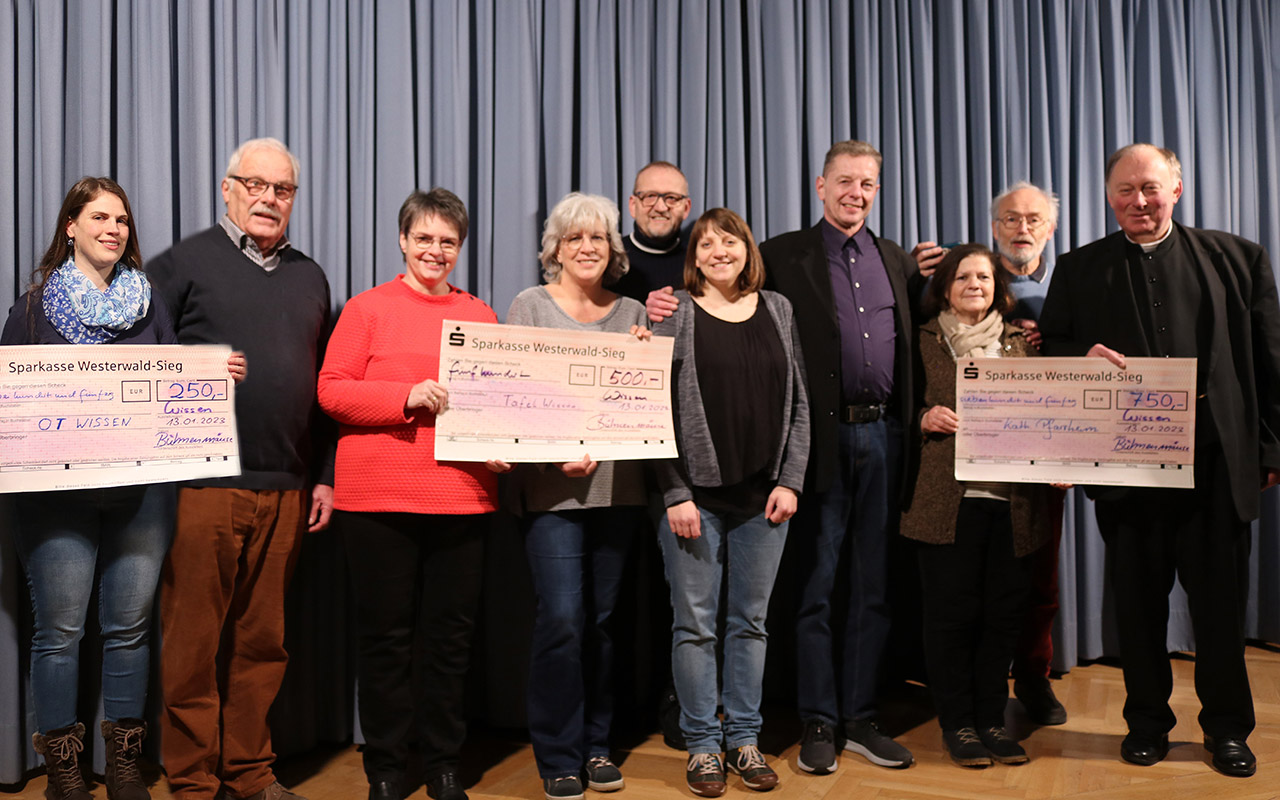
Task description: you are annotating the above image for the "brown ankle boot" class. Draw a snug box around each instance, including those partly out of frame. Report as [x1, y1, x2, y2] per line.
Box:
[31, 723, 93, 800]
[101, 719, 149, 800]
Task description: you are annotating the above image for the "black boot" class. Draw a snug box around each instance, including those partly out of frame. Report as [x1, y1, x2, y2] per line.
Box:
[32, 723, 93, 800]
[101, 719, 149, 800]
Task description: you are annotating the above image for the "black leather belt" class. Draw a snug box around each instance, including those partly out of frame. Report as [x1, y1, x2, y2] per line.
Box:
[842, 403, 886, 424]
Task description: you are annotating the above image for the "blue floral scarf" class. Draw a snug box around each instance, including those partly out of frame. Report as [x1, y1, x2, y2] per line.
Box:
[42, 258, 151, 344]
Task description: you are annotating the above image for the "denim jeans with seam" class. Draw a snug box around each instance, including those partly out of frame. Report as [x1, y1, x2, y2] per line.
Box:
[14, 483, 176, 732]
[525, 507, 642, 778]
[658, 505, 788, 754]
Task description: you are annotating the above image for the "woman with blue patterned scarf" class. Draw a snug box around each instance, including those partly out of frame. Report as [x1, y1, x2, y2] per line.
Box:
[1, 177, 245, 800]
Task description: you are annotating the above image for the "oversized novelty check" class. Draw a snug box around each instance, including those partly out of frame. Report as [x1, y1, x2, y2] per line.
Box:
[0, 345, 240, 492]
[435, 320, 677, 462]
[955, 357, 1196, 488]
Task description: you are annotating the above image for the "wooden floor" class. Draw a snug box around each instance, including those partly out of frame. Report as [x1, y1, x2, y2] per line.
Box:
[7, 645, 1279, 800]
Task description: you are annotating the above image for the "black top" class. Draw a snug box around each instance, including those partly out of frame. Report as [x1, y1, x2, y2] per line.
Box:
[691, 298, 787, 516]
[148, 225, 334, 489]
[608, 229, 688, 302]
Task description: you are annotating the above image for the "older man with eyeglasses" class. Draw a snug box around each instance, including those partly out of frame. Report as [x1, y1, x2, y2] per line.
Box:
[149, 137, 334, 800]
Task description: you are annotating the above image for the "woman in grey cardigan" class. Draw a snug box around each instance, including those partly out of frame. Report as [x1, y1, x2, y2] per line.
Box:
[651, 208, 809, 797]
[503, 193, 651, 800]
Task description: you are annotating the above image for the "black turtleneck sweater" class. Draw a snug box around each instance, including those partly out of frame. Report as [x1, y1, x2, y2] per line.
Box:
[607, 228, 689, 302]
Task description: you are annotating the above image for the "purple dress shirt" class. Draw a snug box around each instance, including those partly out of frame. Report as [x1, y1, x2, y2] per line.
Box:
[821, 219, 896, 405]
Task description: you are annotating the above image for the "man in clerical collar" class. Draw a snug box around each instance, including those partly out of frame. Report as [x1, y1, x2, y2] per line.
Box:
[1040, 143, 1280, 778]
[609, 160, 692, 304]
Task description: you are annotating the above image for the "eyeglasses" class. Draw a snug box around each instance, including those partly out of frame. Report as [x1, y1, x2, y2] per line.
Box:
[561, 232, 609, 250]
[997, 213, 1047, 231]
[634, 191, 688, 208]
[406, 232, 460, 255]
[228, 175, 297, 201]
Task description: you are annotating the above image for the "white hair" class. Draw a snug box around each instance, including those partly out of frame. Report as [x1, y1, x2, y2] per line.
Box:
[990, 181, 1059, 228]
[225, 137, 301, 185]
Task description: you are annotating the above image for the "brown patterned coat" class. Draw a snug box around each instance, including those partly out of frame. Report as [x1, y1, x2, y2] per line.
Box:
[899, 316, 1051, 557]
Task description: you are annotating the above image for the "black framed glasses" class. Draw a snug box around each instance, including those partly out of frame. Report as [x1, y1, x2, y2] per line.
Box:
[228, 175, 297, 201]
[634, 191, 688, 208]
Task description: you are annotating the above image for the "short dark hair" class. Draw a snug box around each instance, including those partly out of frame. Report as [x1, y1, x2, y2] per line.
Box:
[398, 188, 469, 244]
[34, 177, 143, 294]
[922, 243, 1014, 319]
[822, 140, 883, 176]
[682, 208, 765, 297]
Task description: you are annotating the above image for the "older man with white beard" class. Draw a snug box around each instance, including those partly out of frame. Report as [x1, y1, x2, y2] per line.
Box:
[913, 182, 1067, 726]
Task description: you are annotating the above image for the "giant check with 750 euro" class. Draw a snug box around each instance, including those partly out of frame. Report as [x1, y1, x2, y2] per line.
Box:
[0, 344, 240, 492]
[435, 321, 677, 462]
[955, 356, 1196, 488]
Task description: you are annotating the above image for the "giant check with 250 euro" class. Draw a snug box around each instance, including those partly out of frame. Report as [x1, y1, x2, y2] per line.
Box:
[955, 356, 1196, 488]
[434, 321, 677, 462]
[0, 344, 240, 492]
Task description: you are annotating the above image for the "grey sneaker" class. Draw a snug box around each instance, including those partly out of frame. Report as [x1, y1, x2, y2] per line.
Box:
[584, 756, 624, 792]
[796, 719, 838, 774]
[843, 718, 913, 768]
[543, 776, 585, 800]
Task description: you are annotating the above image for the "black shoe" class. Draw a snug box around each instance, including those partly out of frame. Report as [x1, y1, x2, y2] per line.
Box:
[685, 753, 726, 798]
[659, 687, 686, 750]
[584, 756, 624, 792]
[368, 780, 399, 800]
[426, 772, 468, 800]
[1013, 678, 1068, 725]
[1204, 736, 1256, 777]
[943, 728, 991, 767]
[542, 776, 585, 800]
[796, 719, 838, 774]
[978, 726, 1029, 765]
[1120, 732, 1169, 766]
[844, 718, 913, 768]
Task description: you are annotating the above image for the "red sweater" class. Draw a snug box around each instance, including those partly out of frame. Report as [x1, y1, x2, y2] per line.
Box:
[318, 276, 498, 514]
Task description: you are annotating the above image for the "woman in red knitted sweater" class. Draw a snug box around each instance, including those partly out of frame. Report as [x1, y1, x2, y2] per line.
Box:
[317, 188, 497, 800]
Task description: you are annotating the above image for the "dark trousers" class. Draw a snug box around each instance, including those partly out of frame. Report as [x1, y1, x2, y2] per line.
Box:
[917, 499, 1031, 731]
[794, 416, 900, 724]
[524, 507, 640, 778]
[1095, 488, 1254, 739]
[1011, 488, 1065, 682]
[338, 510, 486, 783]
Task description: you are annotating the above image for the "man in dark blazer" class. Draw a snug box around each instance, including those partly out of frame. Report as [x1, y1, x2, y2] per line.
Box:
[1040, 143, 1280, 778]
[760, 140, 919, 774]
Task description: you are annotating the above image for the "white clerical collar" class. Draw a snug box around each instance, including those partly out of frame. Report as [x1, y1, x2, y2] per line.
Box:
[628, 232, 681, 255]
[1125, 223, 1174, 253]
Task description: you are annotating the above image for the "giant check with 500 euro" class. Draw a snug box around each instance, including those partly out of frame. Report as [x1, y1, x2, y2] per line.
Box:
[955, 356, 1196, 488]
[434, 321, 677, 462]
[0, 345, 240, 492]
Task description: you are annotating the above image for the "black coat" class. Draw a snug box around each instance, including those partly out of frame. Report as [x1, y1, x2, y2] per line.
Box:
[1039, 223, 1280, 523]
[760, 223, 920, 495]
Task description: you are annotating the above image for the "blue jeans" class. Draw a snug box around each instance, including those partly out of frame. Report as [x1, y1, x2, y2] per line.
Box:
[14, 484, 176, 731]
[525, 507, 640, 778]
[794, 416, 901, 724]
[658, 506, 789, 754]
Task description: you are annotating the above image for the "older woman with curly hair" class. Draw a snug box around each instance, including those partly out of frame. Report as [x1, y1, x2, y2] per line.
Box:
[500, 193, 651, 800]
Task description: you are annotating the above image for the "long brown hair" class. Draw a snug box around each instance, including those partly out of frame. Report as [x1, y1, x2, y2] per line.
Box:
[32, 177, 143, 296]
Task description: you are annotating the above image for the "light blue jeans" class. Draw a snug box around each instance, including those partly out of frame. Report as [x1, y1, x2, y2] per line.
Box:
[657, 505, 789, 753]
[14, 484, 176, 731]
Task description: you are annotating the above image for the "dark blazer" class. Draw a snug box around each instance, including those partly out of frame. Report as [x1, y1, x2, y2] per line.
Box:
[1039, 223, 1280, 523]
[759, 222, 919, 495]
[899, 317, 1050, 557]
